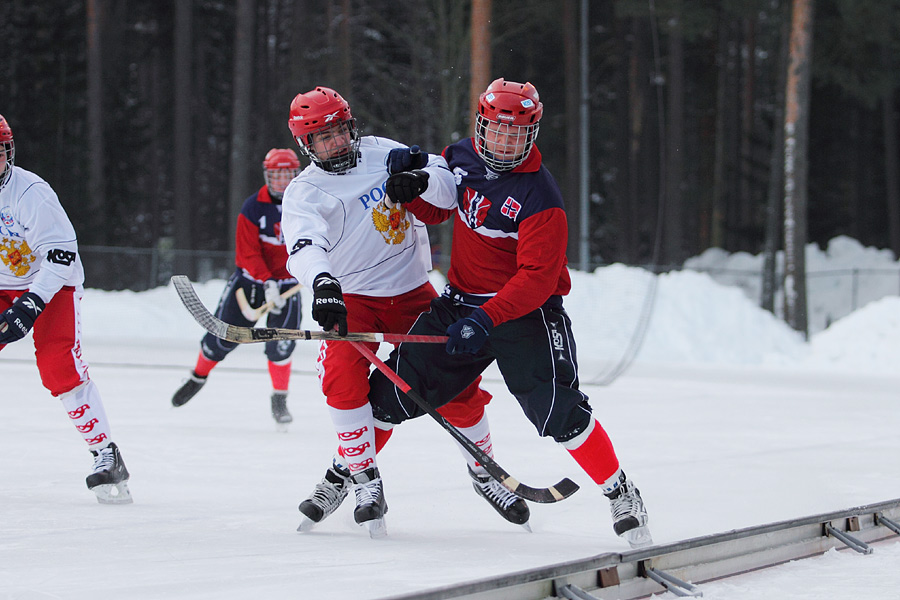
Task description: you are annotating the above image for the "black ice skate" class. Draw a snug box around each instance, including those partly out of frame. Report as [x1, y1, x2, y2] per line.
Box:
[270, 391, 293, 428]
[352, 467, 388, 539]
[604, 471, 652, 548]
[297, 463, 351, 532]
[86, 442, 133, 504]
[172, 372, 207, 407]
[469, 466, 531, 531]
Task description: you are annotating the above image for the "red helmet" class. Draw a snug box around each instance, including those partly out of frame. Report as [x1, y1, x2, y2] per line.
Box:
[288, 87, 359, 173]
[262, 148, 300, 200]
[475, 78, 543, 171]
[0, 114, 14, 189]
[263, 147, 300, 170]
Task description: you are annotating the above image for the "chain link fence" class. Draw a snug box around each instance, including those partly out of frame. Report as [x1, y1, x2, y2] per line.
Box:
[80, 245, 900, 334]
[685, 265, 900, 333]
[80, 245, 235, 291]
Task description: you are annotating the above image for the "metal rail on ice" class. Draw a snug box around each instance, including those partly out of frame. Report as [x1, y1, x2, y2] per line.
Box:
[379, 497, 900, 600]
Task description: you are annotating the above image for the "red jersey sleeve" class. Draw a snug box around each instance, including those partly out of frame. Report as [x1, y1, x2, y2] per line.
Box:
[406, 197, 454, 225]
[480, 207, 570, 326]
[235, 213, 273, 281]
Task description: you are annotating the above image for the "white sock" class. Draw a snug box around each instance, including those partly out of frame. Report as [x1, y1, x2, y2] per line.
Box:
[453, 413, 494, 476]
[600, 468, 625, 495]
[59, 380, 114, 451]
[328, 404, 378, 477]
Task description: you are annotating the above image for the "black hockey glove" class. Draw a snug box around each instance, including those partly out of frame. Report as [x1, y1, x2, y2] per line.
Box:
[446, 307, 493, 355]
[387, 145, 428, 175]
[385, 170, 430, 205]
[311, 272, 348, 336]
[0, 291, 45, 345]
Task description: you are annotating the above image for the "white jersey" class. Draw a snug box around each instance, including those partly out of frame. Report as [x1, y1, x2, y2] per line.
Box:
[0, 166, 84, 303]
[282, 135, 455, 296]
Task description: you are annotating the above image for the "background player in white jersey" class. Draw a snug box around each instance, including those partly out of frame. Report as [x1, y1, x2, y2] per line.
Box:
[0, 114, 131, 504]
[171, 148, 303, 427]
[281, 87, 527, 537]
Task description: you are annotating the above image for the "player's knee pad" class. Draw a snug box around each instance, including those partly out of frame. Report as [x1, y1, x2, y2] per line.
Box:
[200, 336, 235, 362]
[370, 400, 409, 426]
[367, 372, 416, 426]
[265, 339, 296, 362]
[548, 407, 593, 444]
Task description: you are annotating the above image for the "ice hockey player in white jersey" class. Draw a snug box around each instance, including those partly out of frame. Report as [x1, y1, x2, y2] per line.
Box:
[0, 114, 132, 504]
[281, 87, 528, 537]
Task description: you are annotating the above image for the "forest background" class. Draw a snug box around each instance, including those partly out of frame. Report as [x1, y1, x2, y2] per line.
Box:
[1, 0, 899, 334]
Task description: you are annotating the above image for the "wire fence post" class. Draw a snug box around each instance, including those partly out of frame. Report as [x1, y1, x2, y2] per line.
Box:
[149, 246, 159, 290]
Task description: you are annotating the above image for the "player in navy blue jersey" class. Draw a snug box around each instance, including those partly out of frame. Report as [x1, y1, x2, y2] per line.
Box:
[171, 148, 303, 426]
[371, 79, 653, 548]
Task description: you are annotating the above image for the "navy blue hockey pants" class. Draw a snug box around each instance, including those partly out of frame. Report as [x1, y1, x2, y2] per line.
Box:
[368, 290, 593, 443]
[200, 269, 301, 363]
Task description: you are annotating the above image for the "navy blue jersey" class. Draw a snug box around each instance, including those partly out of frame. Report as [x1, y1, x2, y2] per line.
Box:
[411, 139, 571, 325]
[443, 139, 567, 233]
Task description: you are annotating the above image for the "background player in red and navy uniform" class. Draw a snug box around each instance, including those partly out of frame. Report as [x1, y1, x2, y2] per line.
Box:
[372, 79, 653, 548]
[171, 148, 302, 426]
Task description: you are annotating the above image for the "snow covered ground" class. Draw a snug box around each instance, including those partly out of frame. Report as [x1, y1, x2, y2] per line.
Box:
[2, 239, 899, 600]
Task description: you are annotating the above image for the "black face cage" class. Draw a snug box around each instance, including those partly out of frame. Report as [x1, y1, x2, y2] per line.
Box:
[0, 140, 14, 189]
[297, 120, 360, 173]
[474, 113, 539, 172]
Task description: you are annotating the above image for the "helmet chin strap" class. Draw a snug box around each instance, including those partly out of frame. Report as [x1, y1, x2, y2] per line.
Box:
[482, 153, 517, 172]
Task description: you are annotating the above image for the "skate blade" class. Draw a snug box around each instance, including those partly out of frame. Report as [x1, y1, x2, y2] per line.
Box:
[520, 521, 533, 533]
[623, 525, 653, 549]
[275, 422, 290, 433]
[93, 481, 134, 505]
[296, 517, 317, 532]
[363, 517, 387, 539]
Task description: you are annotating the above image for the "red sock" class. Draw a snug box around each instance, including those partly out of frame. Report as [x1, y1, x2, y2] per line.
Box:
[193, 352, 218, 378]
[566, 421, 620, 485]
[374, 427, 393, 453]
[267, 360, 291, 391]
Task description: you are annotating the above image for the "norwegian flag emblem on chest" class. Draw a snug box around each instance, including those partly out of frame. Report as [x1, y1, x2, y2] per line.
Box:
[500, 197, 521, 220]
[462, 187, 492, 228]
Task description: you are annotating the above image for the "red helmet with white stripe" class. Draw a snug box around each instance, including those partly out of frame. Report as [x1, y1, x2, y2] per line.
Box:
[0, 114, 14, 190]
[262, 148, 300, 200]
[475, 79, 543, 172]
[287, 87, 359, 173]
